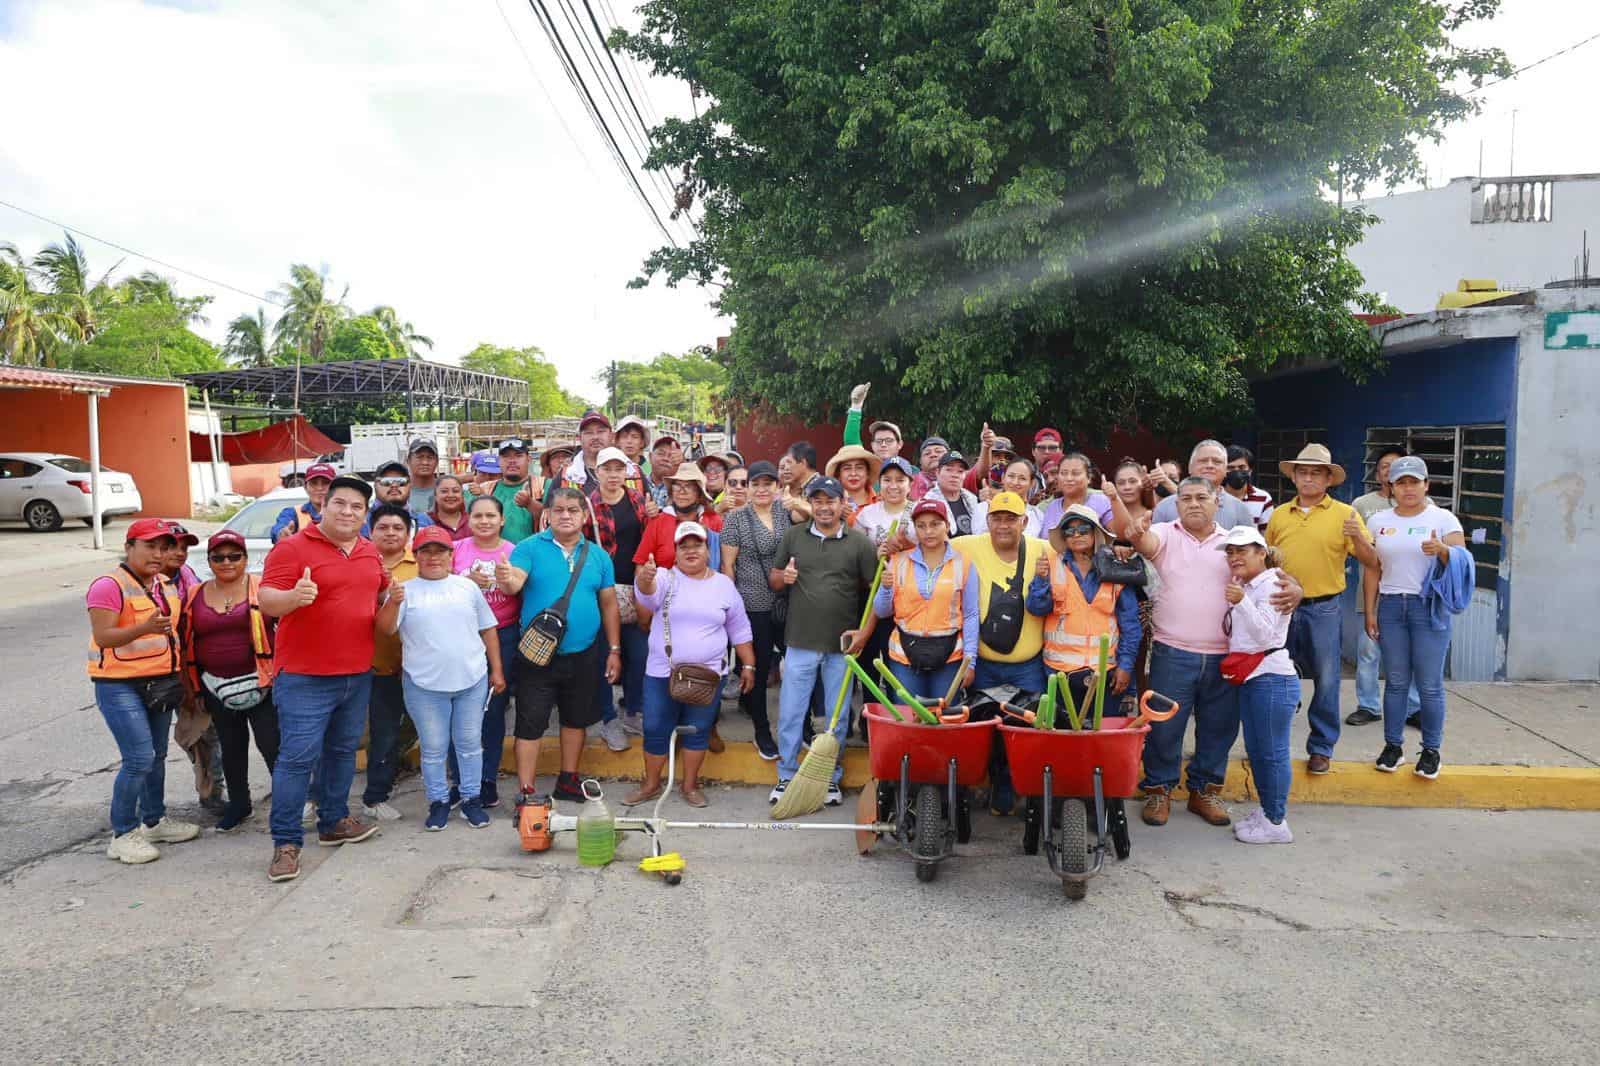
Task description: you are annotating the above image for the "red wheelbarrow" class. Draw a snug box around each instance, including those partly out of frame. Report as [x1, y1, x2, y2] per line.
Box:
[999, 691, 1177, 899]
[864, 704, 997, 882]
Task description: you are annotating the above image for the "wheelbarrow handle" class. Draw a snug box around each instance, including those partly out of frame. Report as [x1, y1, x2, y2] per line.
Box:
[938, 707, 970, 725]
[998, 702, 1037, 726]
[1126, 690, 1180, 729]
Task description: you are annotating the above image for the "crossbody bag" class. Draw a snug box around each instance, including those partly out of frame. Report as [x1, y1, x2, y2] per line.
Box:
[519, 541, 591, 666]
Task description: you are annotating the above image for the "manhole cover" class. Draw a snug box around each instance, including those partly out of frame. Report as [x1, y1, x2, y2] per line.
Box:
[401, 865, 570, 929]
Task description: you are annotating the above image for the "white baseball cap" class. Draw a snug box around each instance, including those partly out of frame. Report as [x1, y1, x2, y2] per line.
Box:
[595, 446, 630, 468]
[1215, 524, 1268, 550]
[673, 521, 709, 544]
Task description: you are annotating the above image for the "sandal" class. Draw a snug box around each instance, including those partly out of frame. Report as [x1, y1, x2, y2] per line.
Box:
[622, 784, 663, 806]
[679, 785, 708, 808]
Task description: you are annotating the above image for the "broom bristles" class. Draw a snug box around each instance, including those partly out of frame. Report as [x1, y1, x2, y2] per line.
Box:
[770, 733, 840, 819]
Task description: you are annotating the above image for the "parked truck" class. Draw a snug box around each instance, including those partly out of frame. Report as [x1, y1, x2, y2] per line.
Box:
[279, 421, 461, 485]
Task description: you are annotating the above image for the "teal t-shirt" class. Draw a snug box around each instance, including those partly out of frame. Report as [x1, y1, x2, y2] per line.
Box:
[493, 478, 535, 544]
[508, 531, 615, 654]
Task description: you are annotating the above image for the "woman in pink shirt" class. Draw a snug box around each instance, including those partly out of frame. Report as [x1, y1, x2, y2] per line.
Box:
[627, 522, 756, 808]
[452, 495, 519, 807]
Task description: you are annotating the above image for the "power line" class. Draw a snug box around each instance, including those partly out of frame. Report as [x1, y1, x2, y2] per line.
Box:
[1466, 30, 1600, 96]
[596, 0, 664, 129]
[491, 0, 610, 189]
[0, 195, 280, 305]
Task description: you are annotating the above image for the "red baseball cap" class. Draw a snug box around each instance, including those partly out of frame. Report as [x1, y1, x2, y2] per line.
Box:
[1034, 427, 1062, 445]
[910, 498, 950, 523]
[125, 518, 176, 543]
[207, 529, 247, 553]
[304, 463, 338, 482]
[579, 409, 612, 430]
[412, 525, 455, 552]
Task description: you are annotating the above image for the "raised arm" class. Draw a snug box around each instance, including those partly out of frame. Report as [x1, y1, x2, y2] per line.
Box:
[1104, 476, 1159, 555]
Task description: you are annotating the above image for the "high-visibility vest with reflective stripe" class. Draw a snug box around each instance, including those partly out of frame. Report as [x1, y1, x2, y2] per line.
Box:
[1043, 560, 1120, 672]
[180, 575, 274, 691]
[887, 548, 967, 666]
[86, 568, 181, 680]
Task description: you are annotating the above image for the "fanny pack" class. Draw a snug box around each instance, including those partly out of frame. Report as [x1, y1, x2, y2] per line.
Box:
[520, 542, 590, 667]
[1220, 648, 1282, 686]
[201, 670, 267, 711]
[136, 674, 187, 715]
[898, 628, 959, 672]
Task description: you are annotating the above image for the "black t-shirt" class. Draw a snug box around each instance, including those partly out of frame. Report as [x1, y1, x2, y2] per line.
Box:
[610, 496, 643, 584]
[947, 495, 973, 536]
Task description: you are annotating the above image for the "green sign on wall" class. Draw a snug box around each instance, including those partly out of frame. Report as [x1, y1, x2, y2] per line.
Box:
[1545, 311, 1600, 350]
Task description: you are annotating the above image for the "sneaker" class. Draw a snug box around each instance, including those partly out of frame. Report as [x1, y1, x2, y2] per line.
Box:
[480, 780, 500, 809]
[1345, 707, 1381, 726]
[106, 828, 159, 865]
[1234, 807, 1266, 832]
[754, 733, 779, 761]
[301, 800, 317, 826]
[619, 712, 644, 736]
[598, 717, 630, 752]
[1414, 748, 1441, 780]
[317, 816, 380, 846]
[216, 806, 253, 833]
[268, 844, 300, 882]
[142, 816, 200, 844]
[1235, 814, 1294, 844]
[825, 782, 843, 807]
[461, 797, 490, 828]
[552, 772, 586, 803]
[1375, 742, 1405, 773]
[425, 801, 450, 831]
[769, 779, 789, 805]
[361, 801, 403, 823]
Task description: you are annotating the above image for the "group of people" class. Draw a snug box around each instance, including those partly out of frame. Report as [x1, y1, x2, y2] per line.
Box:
[84, 390, 1473, 878]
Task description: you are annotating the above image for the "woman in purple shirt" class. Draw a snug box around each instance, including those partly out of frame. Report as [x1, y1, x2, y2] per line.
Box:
[627, 522, 756, 808]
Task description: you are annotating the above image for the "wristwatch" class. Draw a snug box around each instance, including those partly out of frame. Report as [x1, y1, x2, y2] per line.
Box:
[740, 665, 755, 672]
[608, 645, 622, 653]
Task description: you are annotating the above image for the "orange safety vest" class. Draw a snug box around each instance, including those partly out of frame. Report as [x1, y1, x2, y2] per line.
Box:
[1043, 559, 1121, 672]
[86, 567, 182, 680]
[887, 548, 967, 666]
[180, 575, 275, 691]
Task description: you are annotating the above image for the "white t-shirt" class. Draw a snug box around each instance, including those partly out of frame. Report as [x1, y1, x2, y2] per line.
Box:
[396, 573, 498, 691]
[854, 501, 911, 547]
[1369, 503, 1463, 595]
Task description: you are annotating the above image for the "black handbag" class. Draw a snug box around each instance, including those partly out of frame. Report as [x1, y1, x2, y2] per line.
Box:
[137, 674, 187, 714]
[978, 548, 1029, 655]
[897, 628, 960, 672]
[1092, 545, 1147, 588]
[519, 542, 590, 666]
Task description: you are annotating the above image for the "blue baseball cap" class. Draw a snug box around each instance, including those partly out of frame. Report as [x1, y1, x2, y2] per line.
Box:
[805, 475, 845, 499]
[880, 456, 915, 479]
[1388, 456, 1429, 482]
[471, 449, 501, 474]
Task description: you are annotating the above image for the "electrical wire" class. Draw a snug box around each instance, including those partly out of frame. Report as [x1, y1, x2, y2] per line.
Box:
[1466, 29, 1600, 96]
[492, 0, 611, 188]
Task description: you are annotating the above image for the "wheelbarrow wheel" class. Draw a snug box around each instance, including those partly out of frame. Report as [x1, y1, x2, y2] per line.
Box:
[913, 784, 943, 881]
[1060, 798, 1088, 900]
[1109, 798, 1132, 861]
[1021, 798, 1040, 855]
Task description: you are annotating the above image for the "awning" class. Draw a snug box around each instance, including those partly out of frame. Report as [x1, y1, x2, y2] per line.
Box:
[0, 365, 112, 395]
[190, 416, 342, 464]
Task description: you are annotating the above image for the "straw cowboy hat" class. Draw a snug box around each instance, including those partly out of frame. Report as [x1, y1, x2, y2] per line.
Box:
[665, 460, 712, 502]
[1048, 503, 1114, 555]
[824, 443, 883, 483]
[1278, 443, 1346, 486]
[539, 439, 578, 476]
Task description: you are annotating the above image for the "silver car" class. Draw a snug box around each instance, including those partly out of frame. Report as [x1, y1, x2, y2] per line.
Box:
[186, 486, 308, 580]
[0, 452, 143, 532]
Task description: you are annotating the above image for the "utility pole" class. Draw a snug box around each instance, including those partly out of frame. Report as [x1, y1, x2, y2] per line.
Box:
[607, 360, 619, 418]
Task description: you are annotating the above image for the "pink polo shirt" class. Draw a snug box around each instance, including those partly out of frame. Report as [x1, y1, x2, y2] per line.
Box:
[1147, 520, 1230, 655]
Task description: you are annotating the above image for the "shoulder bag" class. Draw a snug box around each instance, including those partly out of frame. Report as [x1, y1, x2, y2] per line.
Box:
[1092, 544, 1147, 587]
[519, 541, 591, 666]
[661, 574, 722, 706]
[977, 546, 1029, 655]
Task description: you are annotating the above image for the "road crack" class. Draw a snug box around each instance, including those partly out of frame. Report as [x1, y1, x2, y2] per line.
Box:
[1163, 889, 1314, 931]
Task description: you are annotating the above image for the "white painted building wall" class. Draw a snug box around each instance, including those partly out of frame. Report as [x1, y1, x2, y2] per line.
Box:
[1348, 174, 1600, 314]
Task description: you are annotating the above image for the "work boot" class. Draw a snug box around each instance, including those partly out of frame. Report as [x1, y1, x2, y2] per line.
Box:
[1141, 785, 1170, 826]
[1186, 783, 1231, 826]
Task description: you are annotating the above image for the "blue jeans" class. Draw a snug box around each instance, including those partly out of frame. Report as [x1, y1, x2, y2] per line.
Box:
[448, 624, 518, 791]
[973, 655, 1046, 695]
[595, 620, 649, 723]
[776, 647, 849, 782]
[405, 674, 489, 804]
[1377, 594, 1449, 750]
[1142, 642, 1239, 791]
[270, 672, 372, 847]
[94, 680, 172, 835]
[1287, 597, 1343, 758]
[888, 658, 963, 704]
[642, 673, 724, 755]
[363, 672, 407, 806]
[1238, 672, 1298, 823]
[1356, 625, 1419, 714]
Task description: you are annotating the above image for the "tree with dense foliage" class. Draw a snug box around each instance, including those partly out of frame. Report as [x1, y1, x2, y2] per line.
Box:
[271, 263, 348, 363]
[462, 343, 591, 419]
[604, 347, 727, 424]
[68, 293, 224, 378]
[370, 304, 433, 358]
[619, 0, 1509, 440]
[0, 241, 87, 366]
[325, 314, 401, 362]
[221, 308, 277, 367]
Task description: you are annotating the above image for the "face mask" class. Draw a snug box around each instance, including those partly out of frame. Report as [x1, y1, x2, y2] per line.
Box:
[1223, 470, 1250, 490]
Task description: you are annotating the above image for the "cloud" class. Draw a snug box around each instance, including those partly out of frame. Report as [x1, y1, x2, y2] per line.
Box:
[0, 0, 724, 396]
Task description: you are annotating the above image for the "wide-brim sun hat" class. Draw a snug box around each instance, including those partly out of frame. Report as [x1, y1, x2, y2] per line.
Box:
[1278, 443, 1346, 487]
[539, 440, 578, 475]
[824, 444, 883, 483]
[1048, 502, 1113, 555]
[666, 461, 711, 501]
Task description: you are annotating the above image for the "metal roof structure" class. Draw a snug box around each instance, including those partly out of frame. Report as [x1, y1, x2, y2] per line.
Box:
[182, 358, 532, 426]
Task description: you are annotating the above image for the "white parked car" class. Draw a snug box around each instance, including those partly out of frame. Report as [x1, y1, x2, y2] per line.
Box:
[186, 486, 308, 580]
[0, 452, 143, 532]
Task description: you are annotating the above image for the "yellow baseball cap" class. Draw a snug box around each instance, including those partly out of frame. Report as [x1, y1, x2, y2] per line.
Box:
[988, 491, 1027, 516]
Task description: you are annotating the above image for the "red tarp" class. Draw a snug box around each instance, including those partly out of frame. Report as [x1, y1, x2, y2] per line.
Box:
[190, 416, 343, 464]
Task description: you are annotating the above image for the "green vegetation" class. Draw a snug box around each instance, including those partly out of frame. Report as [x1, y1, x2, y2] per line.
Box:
[602, 347, 727, 424]
[461, 344, 592, 419]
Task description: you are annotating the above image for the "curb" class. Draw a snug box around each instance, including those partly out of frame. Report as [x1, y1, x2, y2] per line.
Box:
[374, 739, 1600, 811]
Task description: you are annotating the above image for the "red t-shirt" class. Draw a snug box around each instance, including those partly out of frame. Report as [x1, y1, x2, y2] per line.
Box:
[261, 524, 387, 676]
[632, 509, 724, 571]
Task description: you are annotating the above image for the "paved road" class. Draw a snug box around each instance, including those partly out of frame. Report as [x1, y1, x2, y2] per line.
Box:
[2, 578, 1598, 1064]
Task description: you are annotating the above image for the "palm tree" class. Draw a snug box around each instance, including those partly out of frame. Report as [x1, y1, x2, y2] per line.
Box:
[369, 304, 433, 358]
[32, 233, 118, 342]
[272, 264, 348, 362]
[222, 307, 277, 367]
[0, 244, 86, 366]
[119, 270, 209, 325]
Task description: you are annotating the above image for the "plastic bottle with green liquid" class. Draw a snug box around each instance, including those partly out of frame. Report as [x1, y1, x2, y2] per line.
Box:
[575, 779, 617, 867]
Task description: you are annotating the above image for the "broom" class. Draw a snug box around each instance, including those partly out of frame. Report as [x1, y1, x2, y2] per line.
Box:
[771, 520, 901, 820]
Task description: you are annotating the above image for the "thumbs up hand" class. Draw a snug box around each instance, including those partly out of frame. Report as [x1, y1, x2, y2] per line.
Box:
[387, 579, 406, 606]
[1035, 551, 1051, 580]
[1224, 579, 1244, 605]
[980, 422, 995, 450]
[638, 552, 659, 592]
[1343, 512, 1363, 539]
[782, 558, 799, 586]
[1421, 531, 1447, 558]
[292, 566, 318, 609]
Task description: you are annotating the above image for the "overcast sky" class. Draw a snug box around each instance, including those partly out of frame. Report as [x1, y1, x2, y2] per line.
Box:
[2, 0, 1596, 397]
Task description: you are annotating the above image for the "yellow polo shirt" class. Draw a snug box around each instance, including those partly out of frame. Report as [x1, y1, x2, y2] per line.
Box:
[1265, 496, 1370, 598]
[371, 551, 418, 676]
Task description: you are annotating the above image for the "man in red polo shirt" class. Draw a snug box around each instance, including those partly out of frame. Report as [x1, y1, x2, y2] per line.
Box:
[258, 475, 389, 883]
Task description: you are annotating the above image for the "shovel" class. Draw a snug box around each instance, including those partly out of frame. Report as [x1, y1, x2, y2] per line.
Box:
[1123, 690, 1181, 730]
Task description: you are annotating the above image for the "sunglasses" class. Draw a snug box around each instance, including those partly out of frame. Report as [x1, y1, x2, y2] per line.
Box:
[377, 477, 409, 488]
[1035, 442, 1062, 452]
[208, 552, 246, 563]
[1062, 522, 1096, 535]
[726, 478, 749, 487]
